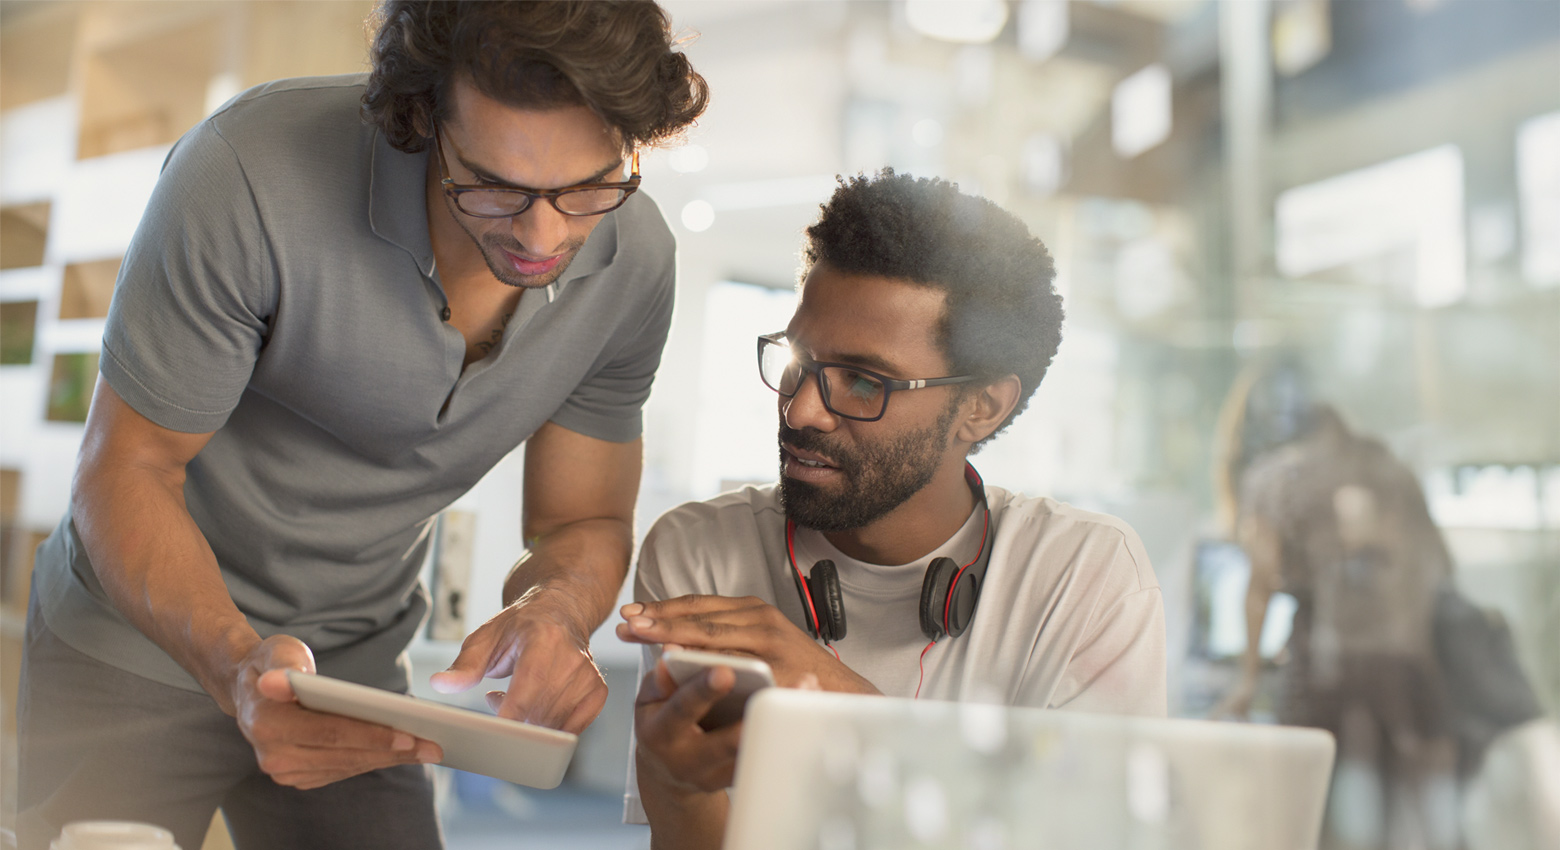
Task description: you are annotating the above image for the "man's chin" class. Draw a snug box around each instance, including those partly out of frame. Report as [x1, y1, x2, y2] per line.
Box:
[779, 477, 858, 533]
[483, 245, 578, 289]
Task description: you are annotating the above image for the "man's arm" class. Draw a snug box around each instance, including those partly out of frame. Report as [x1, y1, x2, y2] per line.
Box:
[74, 382, 439, 788]
[431, 420, 640, 733]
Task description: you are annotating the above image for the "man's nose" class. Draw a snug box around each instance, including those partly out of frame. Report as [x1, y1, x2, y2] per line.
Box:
[782, 371, 839, 433]
[510, 200, 571, 256]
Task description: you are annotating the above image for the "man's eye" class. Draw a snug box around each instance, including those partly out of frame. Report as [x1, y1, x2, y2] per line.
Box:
[842, 372, 881, 400]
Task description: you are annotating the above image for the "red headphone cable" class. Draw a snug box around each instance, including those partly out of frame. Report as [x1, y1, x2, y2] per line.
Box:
[914, 638, 938, 699]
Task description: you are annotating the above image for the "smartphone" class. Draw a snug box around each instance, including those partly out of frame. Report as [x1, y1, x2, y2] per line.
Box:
[662, 648, 776, 730]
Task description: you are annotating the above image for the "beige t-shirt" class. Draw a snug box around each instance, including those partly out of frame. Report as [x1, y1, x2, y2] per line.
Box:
[623, 483, 1166, 823]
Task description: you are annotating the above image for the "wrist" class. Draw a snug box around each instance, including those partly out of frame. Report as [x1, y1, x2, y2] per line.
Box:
[506, 581, 598, 644]
[206, 628, 264, 716]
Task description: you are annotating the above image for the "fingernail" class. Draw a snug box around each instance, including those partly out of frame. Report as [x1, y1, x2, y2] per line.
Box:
[622, 603, 644, 616]
[630, 616, 654, 629]
[418, 744, 441, 763]
[393, 733, 415, 751]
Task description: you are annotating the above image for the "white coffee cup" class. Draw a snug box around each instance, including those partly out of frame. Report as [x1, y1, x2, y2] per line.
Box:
[50, 822, 181, 850]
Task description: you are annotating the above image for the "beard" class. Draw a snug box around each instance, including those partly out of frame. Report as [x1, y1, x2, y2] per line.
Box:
[778, 400, 960, 533]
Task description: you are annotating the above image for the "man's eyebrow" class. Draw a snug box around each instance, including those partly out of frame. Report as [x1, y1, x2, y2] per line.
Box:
[799, 344, 901, 376]
[458, 156, 623, 190]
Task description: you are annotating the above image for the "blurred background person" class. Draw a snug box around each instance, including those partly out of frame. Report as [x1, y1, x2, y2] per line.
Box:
[1215, 360, 1543, 849]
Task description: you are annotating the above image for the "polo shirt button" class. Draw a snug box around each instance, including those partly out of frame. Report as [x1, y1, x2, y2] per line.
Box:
[440, 306, 452, 321]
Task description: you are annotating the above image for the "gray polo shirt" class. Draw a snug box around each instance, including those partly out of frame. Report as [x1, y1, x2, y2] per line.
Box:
[33, 75, 677, 693]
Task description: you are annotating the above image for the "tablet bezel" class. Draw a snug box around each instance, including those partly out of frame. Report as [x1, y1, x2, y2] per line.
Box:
[287, 670, 578, 789]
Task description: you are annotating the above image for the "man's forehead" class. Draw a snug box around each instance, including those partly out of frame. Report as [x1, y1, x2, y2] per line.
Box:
[443, 78, 624, 186]
[788, 266, 948, 372]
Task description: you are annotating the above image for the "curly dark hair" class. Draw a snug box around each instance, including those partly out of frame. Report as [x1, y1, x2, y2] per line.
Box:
[363, 0, 709, 153]
[803, 170, 1063, 449]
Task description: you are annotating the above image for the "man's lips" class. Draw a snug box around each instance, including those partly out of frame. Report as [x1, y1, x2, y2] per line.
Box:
[782, 443, 843, 481]
[504, 249, 563, 276]
[783, 443, 837, 468]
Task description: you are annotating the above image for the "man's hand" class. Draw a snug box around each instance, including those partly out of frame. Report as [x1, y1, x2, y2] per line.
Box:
[231, 635, 441, 790]
[634, 658, 744, 794]
[616, 595, 880, 694]
[430, 592, 608, 734]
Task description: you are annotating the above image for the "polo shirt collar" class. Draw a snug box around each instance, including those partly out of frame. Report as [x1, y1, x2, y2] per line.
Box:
[368, 130, 620, 291]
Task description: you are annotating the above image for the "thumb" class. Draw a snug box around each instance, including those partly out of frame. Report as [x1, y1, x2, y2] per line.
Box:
[430, 631, 494, 694]
[254, 636, 315, 702]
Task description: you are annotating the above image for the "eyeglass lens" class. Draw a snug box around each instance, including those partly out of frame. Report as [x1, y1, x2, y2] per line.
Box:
[456, 187, 632, 218]
[760, 340, 887, 420]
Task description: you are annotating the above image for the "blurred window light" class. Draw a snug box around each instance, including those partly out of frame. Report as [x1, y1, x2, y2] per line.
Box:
[905, 0, 1009, 44]
[1021, 132, 1065, 197]
[1271, 0, 1330, 78]
[911, 118, 944, 148]
[204, 72, 241, 116]
[1111, 64, 1172, 159]
[953, 45, 996, 104]
[680, 199, 714, 232]
[668, 143, 709, 174]
[1516, 111, 1560, 287]
[1017, 0, 1069, 63]
[1468, 202, 1516, 266]
[1275, 144, 1466, 307]
[691, 281, 799, 496]
[1113, 238, 1181, 321]
[1425, 464, 1549, 530]
[701, 175, 839, 212]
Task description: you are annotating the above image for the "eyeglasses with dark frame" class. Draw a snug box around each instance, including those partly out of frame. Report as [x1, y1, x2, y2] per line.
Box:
[757, 331, 974, 422]
[432, 122, 641, 218]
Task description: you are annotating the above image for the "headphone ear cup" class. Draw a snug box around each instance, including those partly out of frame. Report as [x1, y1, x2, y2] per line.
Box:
[919, 557, 958, 640]
[944, 568, 980, 638]
[791, 567, 819, 638]
[808, 560, 847, 642]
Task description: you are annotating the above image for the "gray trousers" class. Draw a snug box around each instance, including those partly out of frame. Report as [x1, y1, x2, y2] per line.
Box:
[16, 589, 444, 850]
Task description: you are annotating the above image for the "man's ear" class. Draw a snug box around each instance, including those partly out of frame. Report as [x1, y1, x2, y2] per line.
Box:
[955, 375, 1022, 446]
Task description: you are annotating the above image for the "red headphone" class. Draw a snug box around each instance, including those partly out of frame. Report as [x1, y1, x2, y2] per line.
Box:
[787, 464, 994, 644]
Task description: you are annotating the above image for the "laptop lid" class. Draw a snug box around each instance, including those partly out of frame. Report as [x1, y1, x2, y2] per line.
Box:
[725, 689, 1334, 850]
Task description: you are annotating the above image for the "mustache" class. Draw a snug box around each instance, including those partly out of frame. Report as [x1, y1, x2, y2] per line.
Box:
[779, 425, 856, 474]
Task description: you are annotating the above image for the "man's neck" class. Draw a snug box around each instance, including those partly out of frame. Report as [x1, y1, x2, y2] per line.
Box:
[819, 461, 978, 565]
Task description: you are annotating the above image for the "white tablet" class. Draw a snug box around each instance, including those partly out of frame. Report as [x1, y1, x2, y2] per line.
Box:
[287, 671, 578, 789]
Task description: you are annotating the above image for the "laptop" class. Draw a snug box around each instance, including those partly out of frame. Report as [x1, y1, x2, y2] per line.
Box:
[725, 689, 1334, 850]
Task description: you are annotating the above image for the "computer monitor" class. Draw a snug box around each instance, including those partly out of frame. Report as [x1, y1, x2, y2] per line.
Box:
[725, 689, 1335, 850]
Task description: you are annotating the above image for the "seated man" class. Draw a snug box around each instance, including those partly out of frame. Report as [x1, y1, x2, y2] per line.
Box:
[616, 170, 1167, 848]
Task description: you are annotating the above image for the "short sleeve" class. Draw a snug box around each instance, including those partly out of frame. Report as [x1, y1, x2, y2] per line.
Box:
[1048, 586, 1168, 716]
[100, 120, 276, 433]
[549, 260, 675, 443]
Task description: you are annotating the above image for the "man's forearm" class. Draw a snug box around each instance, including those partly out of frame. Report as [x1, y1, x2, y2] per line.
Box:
[73, 461, 260, 713]
[502, 517, 633, 640]
[640, 764, 730, 850]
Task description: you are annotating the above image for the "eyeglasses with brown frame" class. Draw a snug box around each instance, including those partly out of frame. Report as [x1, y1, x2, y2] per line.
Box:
[432, 122, 641, 218]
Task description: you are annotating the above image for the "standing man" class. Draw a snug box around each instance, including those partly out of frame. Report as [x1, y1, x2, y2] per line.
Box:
[616, 171, 1167, 848]
[17, 2, 706, 847]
